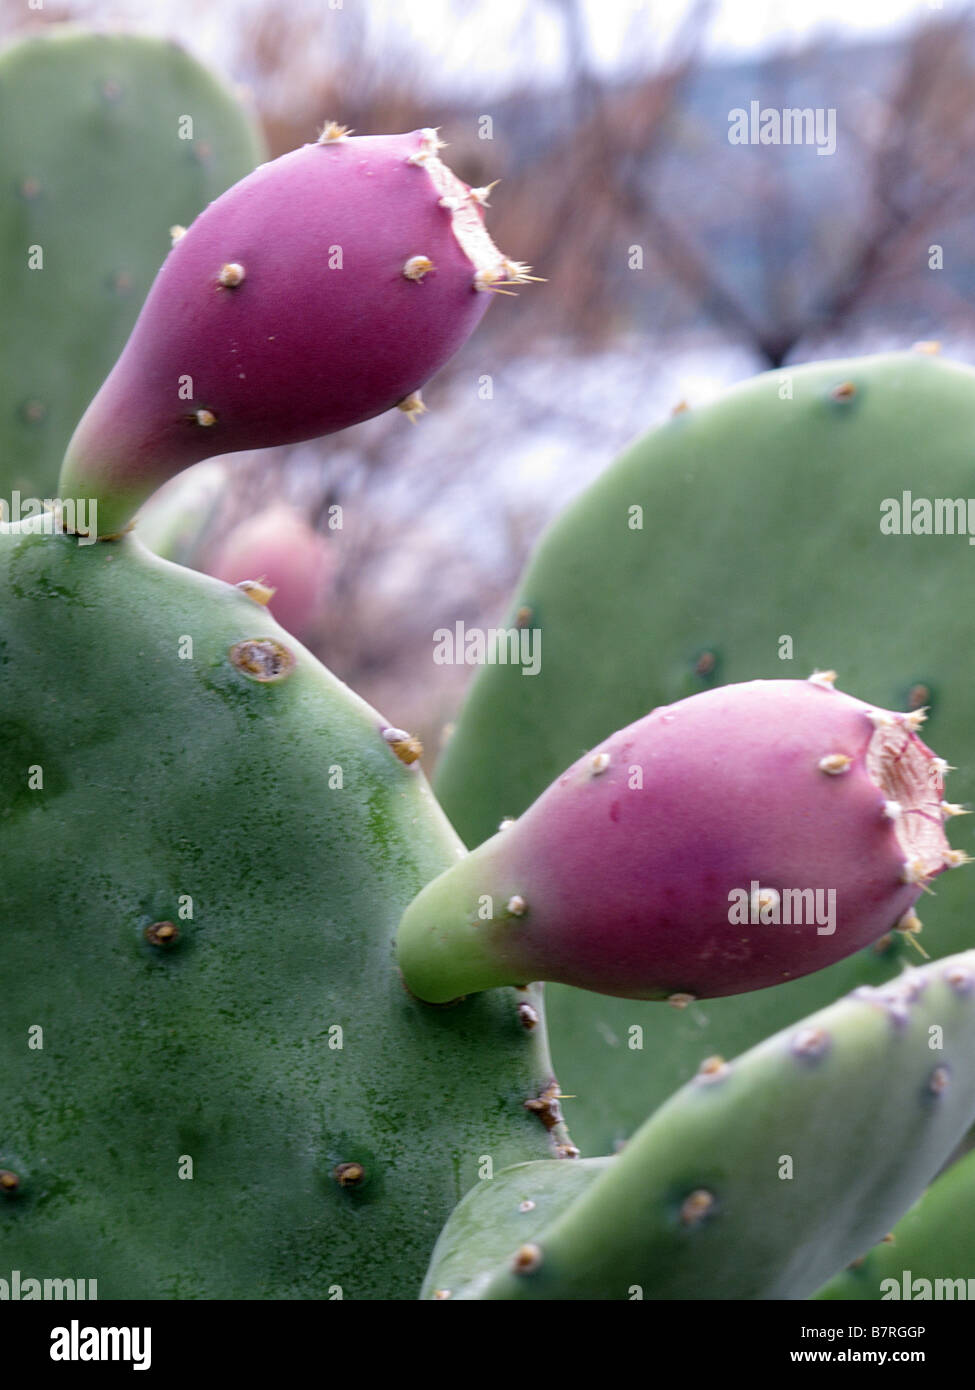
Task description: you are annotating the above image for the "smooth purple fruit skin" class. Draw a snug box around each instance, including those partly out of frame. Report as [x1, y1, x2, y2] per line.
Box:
[459, 681, 947, 1000]
[61, 132, 492, 515]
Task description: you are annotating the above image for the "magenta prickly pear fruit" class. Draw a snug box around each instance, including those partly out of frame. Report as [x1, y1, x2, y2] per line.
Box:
[397, 675, 966, 1003]
[207, 503, 334, 637]
[60, 125, 532, 535]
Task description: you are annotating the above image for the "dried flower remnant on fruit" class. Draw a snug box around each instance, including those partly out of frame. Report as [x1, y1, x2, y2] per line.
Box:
[865, 718, 958, 878]
[406, 127, 447, 164]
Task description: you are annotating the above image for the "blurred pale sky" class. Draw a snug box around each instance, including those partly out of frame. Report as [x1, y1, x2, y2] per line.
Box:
[407, 0, 965, 66]
[397, 0, 966, 90]
[37, 0, 969, 91]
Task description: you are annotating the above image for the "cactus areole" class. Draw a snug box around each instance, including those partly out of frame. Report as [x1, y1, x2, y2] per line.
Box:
[59, 127, 531, 536]
[397, 678, 963, 1003]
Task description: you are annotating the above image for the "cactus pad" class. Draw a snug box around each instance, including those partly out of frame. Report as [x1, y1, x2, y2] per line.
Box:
[0, 520, 565, 1298]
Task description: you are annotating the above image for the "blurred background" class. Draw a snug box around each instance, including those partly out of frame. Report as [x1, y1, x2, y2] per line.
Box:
[5, 0, 974, 755]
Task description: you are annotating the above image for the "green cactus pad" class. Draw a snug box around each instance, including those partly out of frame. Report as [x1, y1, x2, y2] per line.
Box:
[0, 27, 263, 503]
[815, 1146, 975, 1300]
[0, 521, 567, 1298]
[433, 351, 975, 1153]
[421, 953, 975, 1300]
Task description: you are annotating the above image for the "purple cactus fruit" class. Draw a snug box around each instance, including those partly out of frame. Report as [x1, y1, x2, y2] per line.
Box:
[397, 675, 967, 1003]
[207, 504, 334, 638]
[60, 126, 532, 535]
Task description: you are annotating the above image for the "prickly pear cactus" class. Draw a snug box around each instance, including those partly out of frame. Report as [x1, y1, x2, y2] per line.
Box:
[0, 522, 566, 1298]
[422, 954, 975, 1299]
[433, 351, 975, 1153]
[0, 27, 264, 502]
[815, 1146, 975, 1300]
[401, 678, 958, 1004]
[61, 126, 533, 534]
[4, 19, 974, 1298]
